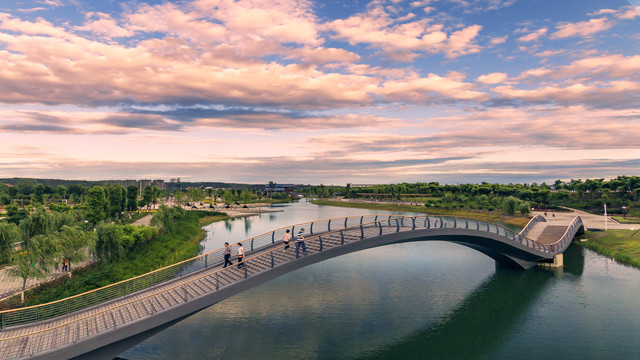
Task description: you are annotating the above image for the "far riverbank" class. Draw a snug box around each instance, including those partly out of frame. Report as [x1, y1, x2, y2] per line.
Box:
[312, 199, 530, 228]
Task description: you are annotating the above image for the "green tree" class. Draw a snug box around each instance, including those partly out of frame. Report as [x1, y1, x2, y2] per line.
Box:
[518, 202, 531, 216]
[0, 222, 20, 263]
[502, 196, 519, 216]
[126, 185, 138, 212]
[8, 234, 60, 292]
[151, 205, 185, 233]
[34, 184, 45, 204]
[95, 223, 124, 262]
[57, 225, 95, 271]
[87, 186, 108, 225]
[142, 185, 153, 209]
[108, 185, 126, 220]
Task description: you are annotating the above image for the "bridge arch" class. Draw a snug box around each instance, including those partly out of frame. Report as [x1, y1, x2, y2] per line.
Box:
[0, 215, 584, 360]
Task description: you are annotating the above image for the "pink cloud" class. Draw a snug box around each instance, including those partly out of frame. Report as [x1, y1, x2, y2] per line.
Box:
[476, 72, 508, 84]
[76, 12, 134, 38]
[517, 27, 547, 42]
[550, 17, 614, 39]
[327, 3, 482, 59]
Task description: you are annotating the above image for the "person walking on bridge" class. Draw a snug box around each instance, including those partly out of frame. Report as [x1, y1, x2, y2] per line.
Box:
[237, 243, 245, 269]
[283, 229, 291, 253]
[223, 242, 233, 268]
[296, 228, 307, 255]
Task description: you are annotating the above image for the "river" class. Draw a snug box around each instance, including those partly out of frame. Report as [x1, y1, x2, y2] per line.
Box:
[117, 200, 640, 359]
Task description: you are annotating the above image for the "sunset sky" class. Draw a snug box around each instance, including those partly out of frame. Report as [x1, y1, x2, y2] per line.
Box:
[0, 0, 638, 185]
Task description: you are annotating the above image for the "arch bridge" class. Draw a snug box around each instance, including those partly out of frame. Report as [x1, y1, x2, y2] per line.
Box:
[0, 214, 584, 359]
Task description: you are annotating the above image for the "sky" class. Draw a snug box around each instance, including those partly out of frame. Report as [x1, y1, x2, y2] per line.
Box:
[0, 0, 639, 185]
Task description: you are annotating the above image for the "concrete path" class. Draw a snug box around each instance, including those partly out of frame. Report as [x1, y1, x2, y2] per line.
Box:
[532, 208, 638, 230]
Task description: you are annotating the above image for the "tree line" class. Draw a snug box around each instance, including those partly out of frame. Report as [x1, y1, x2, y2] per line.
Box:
[302, 176, 640, 216]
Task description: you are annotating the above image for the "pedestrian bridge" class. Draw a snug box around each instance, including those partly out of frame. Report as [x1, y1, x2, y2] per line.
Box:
[0, 214, 584, 360]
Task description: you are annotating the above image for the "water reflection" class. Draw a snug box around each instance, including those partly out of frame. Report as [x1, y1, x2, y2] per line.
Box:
[358, 267, 554, 360]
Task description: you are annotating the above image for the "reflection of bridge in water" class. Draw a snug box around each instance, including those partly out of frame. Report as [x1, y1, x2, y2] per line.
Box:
[0, 214, 584, 359]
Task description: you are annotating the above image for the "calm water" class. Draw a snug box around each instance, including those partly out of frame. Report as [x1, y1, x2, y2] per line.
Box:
[117, 201, 640, 359]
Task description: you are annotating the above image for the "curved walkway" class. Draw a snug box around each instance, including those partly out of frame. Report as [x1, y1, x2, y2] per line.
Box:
[0, 214, 583, 360]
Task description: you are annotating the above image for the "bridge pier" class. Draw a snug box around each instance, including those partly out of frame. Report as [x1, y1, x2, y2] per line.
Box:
[539, 254, 563, 268]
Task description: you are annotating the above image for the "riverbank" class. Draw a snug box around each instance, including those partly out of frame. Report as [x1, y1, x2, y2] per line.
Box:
[579, 230, 640, 269]
[312, 199, 530, 228]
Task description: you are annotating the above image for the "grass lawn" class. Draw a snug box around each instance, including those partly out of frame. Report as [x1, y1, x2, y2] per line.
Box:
[312, 200, 530, 229]
[579, 230, 640, 269]
[611, 216, 640, 224]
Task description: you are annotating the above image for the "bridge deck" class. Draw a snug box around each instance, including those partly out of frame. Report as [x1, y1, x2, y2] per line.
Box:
[533, 225, 570, 245]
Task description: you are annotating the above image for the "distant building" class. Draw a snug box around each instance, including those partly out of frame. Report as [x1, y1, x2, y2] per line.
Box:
[169, 178, 180, 183]
[151, 179, 165, 190]
[264, 183, 294, 196]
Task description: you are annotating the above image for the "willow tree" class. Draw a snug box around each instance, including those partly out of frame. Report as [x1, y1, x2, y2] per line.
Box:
[0, 222, 19, 264]
[58, 225, 96, 271]
[8, 234, 60, 295]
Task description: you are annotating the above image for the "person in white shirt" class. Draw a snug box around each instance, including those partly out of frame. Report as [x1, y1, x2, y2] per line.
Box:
[283, 229, 291, 253]
[237, 243, 245, 269]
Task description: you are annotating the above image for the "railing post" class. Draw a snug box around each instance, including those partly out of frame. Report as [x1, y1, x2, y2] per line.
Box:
[205, 254, 208, 268]
[153, 272, 155, 286]
[476, 221, 480, 230]
[341, 230, 345, 245]
[360, 216, 364, 224]
[486, 223, 490, 232]
[328, 219, 331, 232]
[379, 222, 382, 235]
[412, 217, 416, 230]
[395, 218, 400, 232]
[216, 272, 219, 290]
[453, 218, 457, 228]
[344, 217, 348, 228]
[310, 222, 314, 235]
[271, 252, 274, 268]
[251, 238, 254, 252]
[319, 236, 323, 251]
[244, 263, 248, 279]
[36, 306, 39, 323]
[426, 217, 430, 228]
[272, 231, 275, 244]
[465, 219, 468, 229]
[183, 286, 188, 302]
[360, 224, 364, 239]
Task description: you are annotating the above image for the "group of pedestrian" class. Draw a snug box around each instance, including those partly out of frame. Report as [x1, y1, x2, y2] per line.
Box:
[221, 228, 308, 270]
[223, 242, 245, 269]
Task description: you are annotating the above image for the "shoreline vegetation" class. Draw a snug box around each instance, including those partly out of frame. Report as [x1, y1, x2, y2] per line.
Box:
[312, 199, 531, 229]
[0, 210, 229, 309]
[579, 230, 640, 269]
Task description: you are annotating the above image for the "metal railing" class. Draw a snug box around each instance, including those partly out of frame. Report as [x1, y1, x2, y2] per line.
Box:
[0, 215, 400, 330]
[0, 214, 578, 332]
[519, 215, 546, 237]
[0, 215, 584, 359]
[546, 216, 584, 252]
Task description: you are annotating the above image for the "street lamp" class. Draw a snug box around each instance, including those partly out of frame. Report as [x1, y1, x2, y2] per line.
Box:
[84, 219, 89, 231]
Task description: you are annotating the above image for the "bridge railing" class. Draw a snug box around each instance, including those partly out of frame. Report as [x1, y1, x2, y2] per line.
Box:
[0, 214, 554, 331]
[0, 215, 562, 357]
[0, 215, 401, 330]
[519, 215, 547, 237]
[546, 216, 583, 252]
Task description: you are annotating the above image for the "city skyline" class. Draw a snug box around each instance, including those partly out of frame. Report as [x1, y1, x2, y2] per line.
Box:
[0, 0, 639, 185]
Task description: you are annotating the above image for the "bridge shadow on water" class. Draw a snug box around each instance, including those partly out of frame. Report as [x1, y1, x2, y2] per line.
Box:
[357, 243, 585, 360]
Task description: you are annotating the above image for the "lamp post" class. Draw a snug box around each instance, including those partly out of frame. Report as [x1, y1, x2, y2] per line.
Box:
[84, 219, 89, 231]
